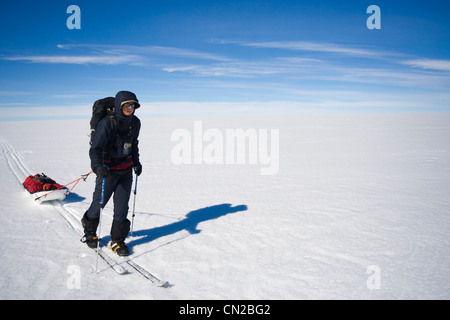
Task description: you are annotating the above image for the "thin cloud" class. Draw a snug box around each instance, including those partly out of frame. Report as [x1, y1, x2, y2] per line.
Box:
[3, 54, 141, 65]
[315, 65, 450, 88]
[3, 43, 231, 67]
[239, 40, 391, 57]
[162, 57, 323, 77]
[58, 43, 231, 61]
[403, 59, 450, 72]
[144, 45, 232, 61]
[163, 62, 284, 77]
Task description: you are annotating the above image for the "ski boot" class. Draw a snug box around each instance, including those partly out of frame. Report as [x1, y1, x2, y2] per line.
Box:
[81, 212, 99, 249]
[110, 219, 131, 256]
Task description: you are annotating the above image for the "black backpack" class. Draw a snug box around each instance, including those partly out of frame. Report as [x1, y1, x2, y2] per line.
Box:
[89, 97, 115, 145]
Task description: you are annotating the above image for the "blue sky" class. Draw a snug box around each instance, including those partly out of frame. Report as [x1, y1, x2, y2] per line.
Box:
[0, 0, 449, 120]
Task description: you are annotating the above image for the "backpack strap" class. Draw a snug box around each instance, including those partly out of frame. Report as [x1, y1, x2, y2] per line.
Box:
[101, 115, 135, 162]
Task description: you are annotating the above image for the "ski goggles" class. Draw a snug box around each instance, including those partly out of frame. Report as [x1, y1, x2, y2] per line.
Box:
[121, 100, 140, 109]
[122, 103, 135, 109]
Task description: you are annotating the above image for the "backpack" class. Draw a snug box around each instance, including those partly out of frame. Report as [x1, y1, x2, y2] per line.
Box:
[89, 97, 115, 145]
[23, 173, 63, 194]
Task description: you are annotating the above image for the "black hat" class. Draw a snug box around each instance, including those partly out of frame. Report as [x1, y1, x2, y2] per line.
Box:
[115, 91, 141, 110]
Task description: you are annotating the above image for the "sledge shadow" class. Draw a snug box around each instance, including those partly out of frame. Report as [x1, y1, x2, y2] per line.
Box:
[128, 203, 248, 247]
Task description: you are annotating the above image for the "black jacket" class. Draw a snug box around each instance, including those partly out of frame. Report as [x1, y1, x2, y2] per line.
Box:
[89, 91, 141, 173]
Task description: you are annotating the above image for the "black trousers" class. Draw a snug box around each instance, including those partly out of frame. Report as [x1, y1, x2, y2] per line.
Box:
[86, 170, 133, 223]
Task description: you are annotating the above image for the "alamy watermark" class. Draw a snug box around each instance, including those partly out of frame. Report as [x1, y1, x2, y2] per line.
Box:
[66, 5, 81, 30]
[366, 265, 381, 290]
[66, 5, 379, 31]
[171, 121, 280, 175]
[367, 5, 381, 30]
[66, 265, 81, 290]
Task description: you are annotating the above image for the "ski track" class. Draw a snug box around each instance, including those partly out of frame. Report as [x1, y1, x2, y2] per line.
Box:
[0, 135, 163, 283]
[0, 136, 32, 183]
[0, 135, 83, 231]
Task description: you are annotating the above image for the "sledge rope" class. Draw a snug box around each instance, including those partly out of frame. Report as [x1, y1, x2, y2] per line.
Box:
[35, 171, 93, 201]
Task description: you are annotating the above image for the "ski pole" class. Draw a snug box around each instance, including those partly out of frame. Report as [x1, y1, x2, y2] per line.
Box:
[130, 173, 138, 236]
[95, 177, 106, 274]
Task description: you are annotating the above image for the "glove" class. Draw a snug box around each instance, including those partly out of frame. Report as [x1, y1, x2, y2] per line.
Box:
[95, 165, 110, 178]
[134, 164, 142, 176]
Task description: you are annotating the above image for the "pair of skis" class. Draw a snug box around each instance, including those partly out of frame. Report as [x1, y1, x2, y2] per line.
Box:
[95, 243, 169, 288]
[91, 176, 168, 288]
[52, 203, 169, 288]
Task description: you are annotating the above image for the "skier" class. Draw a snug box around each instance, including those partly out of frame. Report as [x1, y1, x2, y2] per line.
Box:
[81, 91, 142, 256]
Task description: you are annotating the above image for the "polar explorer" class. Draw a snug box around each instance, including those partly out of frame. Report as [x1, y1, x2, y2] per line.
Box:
[81, 91, 142, 256]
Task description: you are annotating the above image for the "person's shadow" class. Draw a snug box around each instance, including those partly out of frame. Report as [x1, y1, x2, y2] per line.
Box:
[127, 203, 248, 247]
[63, 192, 86, 203]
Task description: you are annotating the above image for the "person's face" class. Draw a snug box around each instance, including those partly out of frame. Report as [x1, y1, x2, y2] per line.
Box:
[121, 103, 135, 116]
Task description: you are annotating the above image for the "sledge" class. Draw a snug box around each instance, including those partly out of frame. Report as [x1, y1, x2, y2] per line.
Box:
[23, 173, 69, 204]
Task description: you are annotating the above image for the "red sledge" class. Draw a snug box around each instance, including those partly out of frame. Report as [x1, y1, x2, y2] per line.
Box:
[23, 173, 69, 203]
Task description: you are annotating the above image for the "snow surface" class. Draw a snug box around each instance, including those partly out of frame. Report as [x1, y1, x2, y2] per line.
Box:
[1, 113, 450, 300]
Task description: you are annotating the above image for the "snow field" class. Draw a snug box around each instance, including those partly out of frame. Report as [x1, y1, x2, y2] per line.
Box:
[1, 113, 450, 299]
